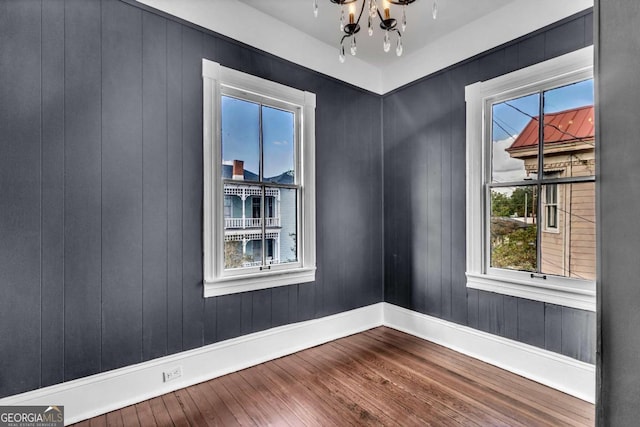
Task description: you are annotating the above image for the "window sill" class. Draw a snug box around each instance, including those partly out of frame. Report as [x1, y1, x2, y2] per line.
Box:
[466, 272, 595, 312]
[204, 267, 316, 297]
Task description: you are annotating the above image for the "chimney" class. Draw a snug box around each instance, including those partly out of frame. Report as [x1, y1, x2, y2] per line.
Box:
[232, 160, 244, 180]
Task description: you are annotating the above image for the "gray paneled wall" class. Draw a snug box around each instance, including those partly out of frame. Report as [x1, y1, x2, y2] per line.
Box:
[597, 0, 640, 425]
[382, 10, 596, 363]
[0, 0, 382, 397]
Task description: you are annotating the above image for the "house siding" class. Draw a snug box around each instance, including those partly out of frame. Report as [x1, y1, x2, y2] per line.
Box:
[0, 0, 383, 398]
[382, 9, 596, 363]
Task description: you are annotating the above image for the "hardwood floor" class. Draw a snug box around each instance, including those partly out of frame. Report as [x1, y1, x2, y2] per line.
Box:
[73, 327, 594, 426]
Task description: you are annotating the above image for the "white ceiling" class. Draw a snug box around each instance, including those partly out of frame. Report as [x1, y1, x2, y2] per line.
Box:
[136, 0, 593, 93]
[235, 0, 514, 69]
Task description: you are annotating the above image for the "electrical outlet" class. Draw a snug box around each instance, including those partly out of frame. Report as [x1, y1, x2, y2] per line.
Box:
[163, 366, 182, 383]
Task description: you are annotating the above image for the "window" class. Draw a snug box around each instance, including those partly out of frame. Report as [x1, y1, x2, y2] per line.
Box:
[203, 60, 316, 297]
[465, 47, 595, 311]
[544, 180, 558, 231]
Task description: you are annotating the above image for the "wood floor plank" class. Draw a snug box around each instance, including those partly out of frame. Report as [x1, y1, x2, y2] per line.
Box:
[134, 400, 157, 426]
[316, 340, 486, 426]
[217, 372, 277, 426]
[119, 404, 140, 426]
[238, 365, 311, 426]
[298, 346, 461, 426]
[344, 333, 533, 426]
[205, 375, 255, 426]
[161, 392, 190, 427]
[364, 328, 594, 425]
[329, 339, 517, 427]
[293, 352, 395, 426]
[367, 327, 590, 417]
[147, 396, 174, 426]
[374, 328, 593, 425]
[261, 359, 348, 426]
[174, 387, 211, 427]
[88, 414, 107, 427]
[250, 362, 331, 426]
[73, 326, 594, 427]
[352, 331, 573, 427]
[104, 410, 124, 427]
[188, 381, 238, 425]
[272, 354, 372, 426]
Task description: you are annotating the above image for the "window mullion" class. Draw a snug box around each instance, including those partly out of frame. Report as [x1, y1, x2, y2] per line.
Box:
[536, 92, 545, 274]
[259, 106, 267, 269]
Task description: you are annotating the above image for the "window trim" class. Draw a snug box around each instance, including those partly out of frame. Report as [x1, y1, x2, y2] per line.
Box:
[202, 59, 316, 297]
[465, 46, 595, 312]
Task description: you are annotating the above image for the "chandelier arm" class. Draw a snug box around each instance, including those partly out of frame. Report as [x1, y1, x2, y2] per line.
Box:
[356, 0, 366, 25]
[376, 7, 384, 22]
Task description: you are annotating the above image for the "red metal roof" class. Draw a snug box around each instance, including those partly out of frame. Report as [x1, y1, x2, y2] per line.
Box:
[507, 105, 594, 151]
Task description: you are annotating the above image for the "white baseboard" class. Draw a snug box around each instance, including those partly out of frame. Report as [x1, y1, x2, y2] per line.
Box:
[0, 303, 384, 425]
[0, 302, 595, 425]
[383, 303, 595, 403]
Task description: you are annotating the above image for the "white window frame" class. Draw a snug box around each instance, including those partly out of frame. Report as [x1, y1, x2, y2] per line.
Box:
[465, 46, 595, 312]
[202, 59, 316, 297]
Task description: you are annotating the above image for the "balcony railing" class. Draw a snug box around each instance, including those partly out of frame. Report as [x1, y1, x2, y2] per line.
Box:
[241, 259, 281, 268]
[225, 217, 281, 229]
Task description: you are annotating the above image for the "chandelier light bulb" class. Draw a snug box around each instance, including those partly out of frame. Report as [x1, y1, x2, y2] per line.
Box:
[383, 32, 391, 52]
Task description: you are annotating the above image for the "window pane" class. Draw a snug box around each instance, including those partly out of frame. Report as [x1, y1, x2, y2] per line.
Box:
[262, 106, 295, 184]
[542, 80, 595, 180]
[490, 186, 538, 272]
[541, 182, 595, 281]
[221, 96, 260, 181]
[223, 183, 264, 270]
[492, 93, 540, 183]
[268, 187, 298, 265]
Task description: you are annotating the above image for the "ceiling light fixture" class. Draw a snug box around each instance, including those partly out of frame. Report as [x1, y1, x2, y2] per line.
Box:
[313, 0, 438, 62]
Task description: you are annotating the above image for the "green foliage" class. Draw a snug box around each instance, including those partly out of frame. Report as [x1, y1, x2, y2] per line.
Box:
[491, 225, 537, 271]
[491, 192, 512, 217]
[224, 241, 254, 269]
[491, 187, 537, 218]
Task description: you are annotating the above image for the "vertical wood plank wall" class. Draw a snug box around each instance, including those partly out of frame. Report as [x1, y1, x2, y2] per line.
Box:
[597, 0, 640, 424]
[382, 10, 596, 364]
[0, 0, 383, 398]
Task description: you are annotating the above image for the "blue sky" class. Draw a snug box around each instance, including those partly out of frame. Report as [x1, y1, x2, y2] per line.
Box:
[221, 96, 294, 180]
[491, 78, 594, 185]
[492, 78, 594, 143]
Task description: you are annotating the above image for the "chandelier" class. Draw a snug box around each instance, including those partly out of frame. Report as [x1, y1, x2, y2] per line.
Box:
[313, 0, 438, 62]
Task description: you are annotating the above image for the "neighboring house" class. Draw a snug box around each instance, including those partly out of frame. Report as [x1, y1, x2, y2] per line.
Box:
[507, 105, 595, 280]
[222, 160, 297, 268]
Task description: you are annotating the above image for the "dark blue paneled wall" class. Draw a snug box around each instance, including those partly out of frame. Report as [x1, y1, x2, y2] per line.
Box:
[0, 0, 382, 397]
[597, 0, 640, 424]
[383, 10, 596, 363]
